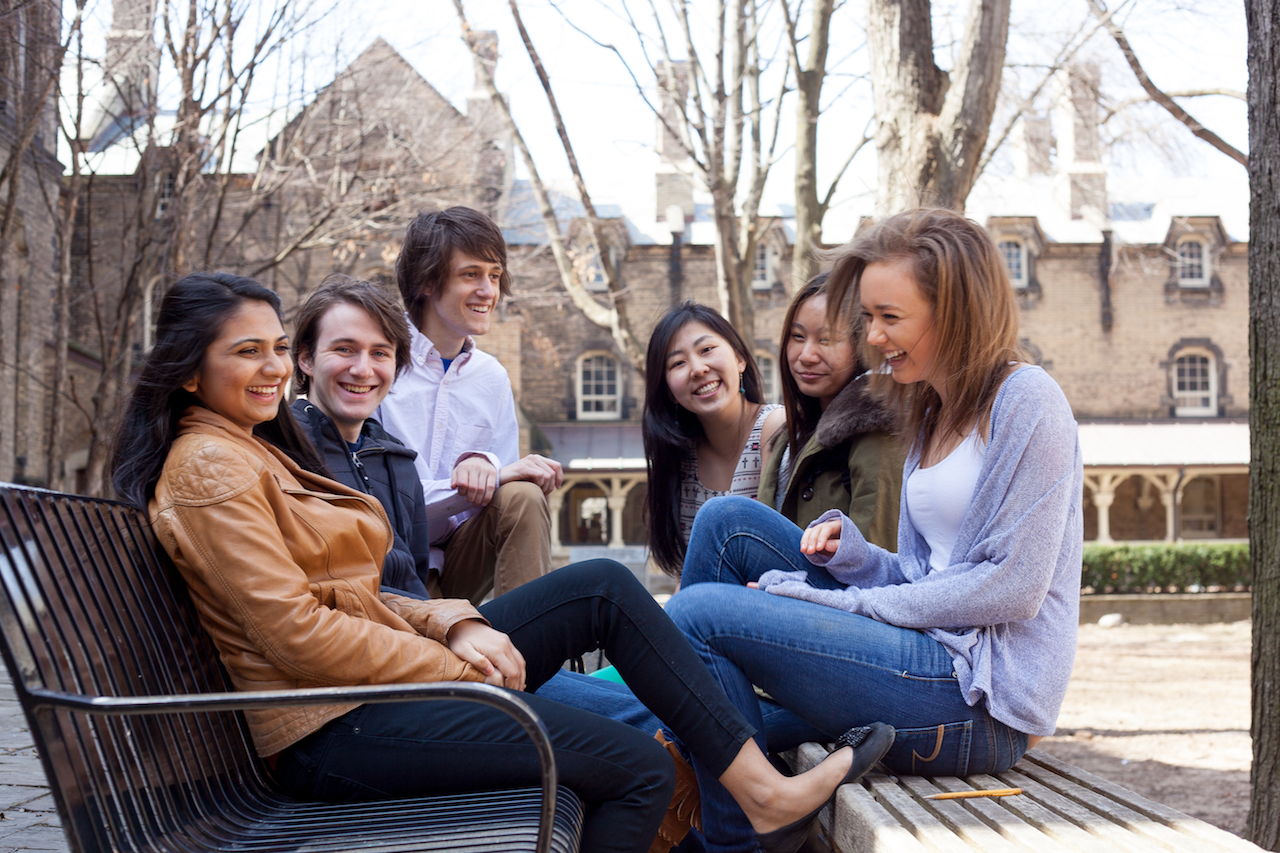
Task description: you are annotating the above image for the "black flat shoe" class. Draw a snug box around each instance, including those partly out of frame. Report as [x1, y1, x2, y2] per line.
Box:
[755, 722, 895, 853]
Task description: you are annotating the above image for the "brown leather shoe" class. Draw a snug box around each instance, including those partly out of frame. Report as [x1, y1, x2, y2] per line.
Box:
[649, 729, 702, 853]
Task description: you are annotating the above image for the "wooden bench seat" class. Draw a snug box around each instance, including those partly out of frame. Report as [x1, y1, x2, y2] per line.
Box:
[786, 742, 1262, 852]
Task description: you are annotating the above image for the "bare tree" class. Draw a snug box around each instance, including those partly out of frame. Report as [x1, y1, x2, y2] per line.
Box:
[1084, 0, 1246, 169]
[453, 0, 646, 370]
[778, 0, 872, 290]
[546, 0, 789, 336]
[59, 0, 321, 496]
[0, 0, 78, 486]
[868, 0, 1010, 212]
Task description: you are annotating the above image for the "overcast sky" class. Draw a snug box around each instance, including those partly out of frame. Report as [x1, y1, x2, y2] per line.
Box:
[71, 0, 1249, 234]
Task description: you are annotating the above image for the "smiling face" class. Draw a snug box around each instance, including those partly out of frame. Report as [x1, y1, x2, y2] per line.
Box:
[182, 300, 291, 432]
[664, 320, 747, 419]
[787, 293, 858, 410]
[297, 301, 397, 443]
[420, 251, 501, 358]
[859, 259, 942, 399]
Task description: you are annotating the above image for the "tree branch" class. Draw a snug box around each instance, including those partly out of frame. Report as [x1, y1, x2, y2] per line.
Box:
[1085, 0, 1247, 169]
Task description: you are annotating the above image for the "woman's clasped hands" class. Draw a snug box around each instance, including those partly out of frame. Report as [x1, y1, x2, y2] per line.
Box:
[445, 620, 527, 691]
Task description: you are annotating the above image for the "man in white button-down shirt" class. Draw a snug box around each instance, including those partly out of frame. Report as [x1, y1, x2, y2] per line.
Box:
[377, 207, 564, 604]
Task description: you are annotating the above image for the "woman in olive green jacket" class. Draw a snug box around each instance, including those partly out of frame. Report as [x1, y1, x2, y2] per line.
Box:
[757, 274, 903, 549]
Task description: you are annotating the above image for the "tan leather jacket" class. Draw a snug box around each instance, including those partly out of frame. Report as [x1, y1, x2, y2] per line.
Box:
[149, 407, 486, 757]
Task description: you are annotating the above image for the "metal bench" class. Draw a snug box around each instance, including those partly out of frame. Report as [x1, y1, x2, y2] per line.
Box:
[0, 482, 584, 853]
[787, 742, 1261, 852]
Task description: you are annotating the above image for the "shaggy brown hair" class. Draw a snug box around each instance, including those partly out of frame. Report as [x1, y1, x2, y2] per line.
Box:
[395, 207, 512, 329]
[292, 274, 412, 395]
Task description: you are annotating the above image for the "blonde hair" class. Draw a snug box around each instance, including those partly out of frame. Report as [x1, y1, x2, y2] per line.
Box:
[823, 208, 1026, 454]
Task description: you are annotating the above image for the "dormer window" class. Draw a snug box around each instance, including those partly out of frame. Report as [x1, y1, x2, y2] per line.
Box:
[1177, 239, 1208, 287]
[985, 217, 1044, 304]
[999, 240, 1027, 289]
[580, 244, 610, 292]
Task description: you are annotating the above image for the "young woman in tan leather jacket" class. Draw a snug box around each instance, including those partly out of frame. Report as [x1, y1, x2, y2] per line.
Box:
[109, 272, 892, 853]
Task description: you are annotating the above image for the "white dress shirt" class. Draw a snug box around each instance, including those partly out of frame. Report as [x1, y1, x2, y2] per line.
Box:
[376, 317, 520, 547]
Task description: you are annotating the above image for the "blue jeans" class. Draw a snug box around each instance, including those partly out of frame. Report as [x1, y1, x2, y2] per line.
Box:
[275, 559, 756, 853]
[670, 497, 1029, 853]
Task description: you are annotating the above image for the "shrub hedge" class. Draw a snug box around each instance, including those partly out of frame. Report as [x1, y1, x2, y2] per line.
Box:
[1081, 542, 1250, 594]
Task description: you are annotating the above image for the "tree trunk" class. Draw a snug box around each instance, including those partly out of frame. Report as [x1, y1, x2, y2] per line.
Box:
[790, 0, 833, 292]
[868, 0, 1009, 212]
[1247, 0, 1280, 844]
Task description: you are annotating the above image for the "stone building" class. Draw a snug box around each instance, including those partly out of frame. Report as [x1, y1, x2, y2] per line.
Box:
[0, 0, 64, 488]
[11, 15, 1251, 568]
[50, 20, 509, 491]
[507, 63, 1250, 574]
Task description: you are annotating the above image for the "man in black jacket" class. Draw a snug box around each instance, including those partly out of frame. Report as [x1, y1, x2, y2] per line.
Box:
[292, 274, 432, 598]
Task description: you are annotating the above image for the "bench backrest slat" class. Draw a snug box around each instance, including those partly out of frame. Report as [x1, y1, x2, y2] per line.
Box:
[0, 485, 273, 853]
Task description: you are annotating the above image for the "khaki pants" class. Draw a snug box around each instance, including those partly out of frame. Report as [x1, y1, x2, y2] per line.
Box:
[433, 480, 552, 604]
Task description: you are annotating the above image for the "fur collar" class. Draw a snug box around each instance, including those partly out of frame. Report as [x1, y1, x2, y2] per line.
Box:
[813, 374, 898, 447]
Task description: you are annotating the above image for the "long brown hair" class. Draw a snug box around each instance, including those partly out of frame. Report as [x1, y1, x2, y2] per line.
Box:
[823, 208, 1026, 454]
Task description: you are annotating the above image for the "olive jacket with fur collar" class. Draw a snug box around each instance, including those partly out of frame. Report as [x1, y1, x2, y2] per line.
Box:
[757, 374, 903, 549]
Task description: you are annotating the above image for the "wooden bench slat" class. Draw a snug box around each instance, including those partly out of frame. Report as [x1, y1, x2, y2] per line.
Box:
[792, 742, 932, 853]
[863, 775, 987, 853]
[783, 744, 1263, 853]
[908, 775, 1077, 853]
[835, 783, 934, 853]
[989, 768, 1173, 853]
[1022, 752, 1261, 853]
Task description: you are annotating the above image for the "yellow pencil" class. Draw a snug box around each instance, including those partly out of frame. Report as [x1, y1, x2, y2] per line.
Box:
[924, 788, 1023, 800]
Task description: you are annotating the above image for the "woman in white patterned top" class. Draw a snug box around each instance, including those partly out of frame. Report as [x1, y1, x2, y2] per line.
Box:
[642, 301, 784, 578]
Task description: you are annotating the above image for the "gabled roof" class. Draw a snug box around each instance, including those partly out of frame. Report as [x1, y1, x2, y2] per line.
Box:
[261, 38, 464, 160]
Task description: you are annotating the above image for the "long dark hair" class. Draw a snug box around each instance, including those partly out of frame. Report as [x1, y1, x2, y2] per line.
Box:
[777, 273, 839, 457]
[111, 272, 327, 508]
[641, 301, 764, 577]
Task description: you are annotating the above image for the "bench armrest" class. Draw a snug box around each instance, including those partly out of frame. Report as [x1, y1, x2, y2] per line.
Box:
[25, 681, 561, 853]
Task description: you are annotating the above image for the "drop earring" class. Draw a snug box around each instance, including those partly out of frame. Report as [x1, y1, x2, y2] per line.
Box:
[739, 372, 746, 394]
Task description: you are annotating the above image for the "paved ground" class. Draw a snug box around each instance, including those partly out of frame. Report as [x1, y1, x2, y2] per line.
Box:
[0, 680, 66, 852]
[0, 619, 1255, 851]
[1036, 619, 1253, 838]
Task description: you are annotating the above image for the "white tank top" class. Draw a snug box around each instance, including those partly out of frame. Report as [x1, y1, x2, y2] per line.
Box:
[905, 429, 985, 574]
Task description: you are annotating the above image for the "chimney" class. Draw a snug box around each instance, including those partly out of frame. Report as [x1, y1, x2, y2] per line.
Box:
[655, 60, 694, 223]
[1053, 63, 1108, 224]
[1013, 115, 1052, 178]
[104, 0, 159, 119]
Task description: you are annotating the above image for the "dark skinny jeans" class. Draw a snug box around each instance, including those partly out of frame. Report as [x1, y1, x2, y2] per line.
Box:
[274, 559, 756, 853]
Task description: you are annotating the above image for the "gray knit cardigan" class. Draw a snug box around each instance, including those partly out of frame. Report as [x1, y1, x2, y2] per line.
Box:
[758, 366, 1083, 736]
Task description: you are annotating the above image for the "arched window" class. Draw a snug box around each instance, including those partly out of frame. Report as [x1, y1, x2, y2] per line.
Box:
[577, 352, 621, 420]
[999, 239, 1026, 289]
[755, 352, 777, 403]
[1177, 239, 1208, 287]
[1171, 349, 1216, 417]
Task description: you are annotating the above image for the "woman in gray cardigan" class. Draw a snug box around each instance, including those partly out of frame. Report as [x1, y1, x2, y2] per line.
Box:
[669, 209, 1083, 853]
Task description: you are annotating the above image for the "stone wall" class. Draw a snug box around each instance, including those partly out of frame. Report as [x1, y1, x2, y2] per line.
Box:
[1019, 239, 1248, 419]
